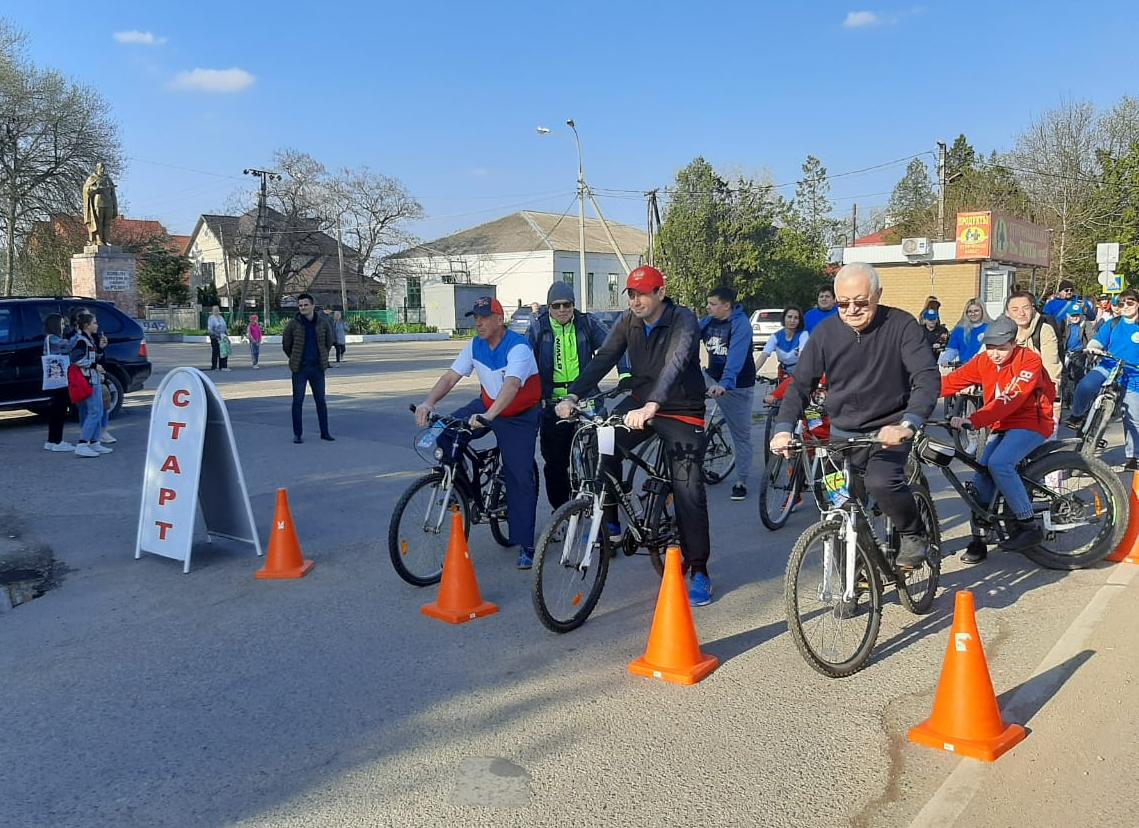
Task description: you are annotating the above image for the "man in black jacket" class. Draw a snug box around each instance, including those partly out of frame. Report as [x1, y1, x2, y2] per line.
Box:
[528, 281, 611, 510]
[555, 265, 714, 607]
[770, 262, 940, 568]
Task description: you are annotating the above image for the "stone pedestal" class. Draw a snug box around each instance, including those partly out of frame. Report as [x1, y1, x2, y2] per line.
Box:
[70, 245, 140, 316]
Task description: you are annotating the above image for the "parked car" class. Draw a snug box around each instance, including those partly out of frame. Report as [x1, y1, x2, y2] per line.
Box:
[749, 308, 784, 347]
[591, 309, 625, 332]
[0, 297, 151, 418]
[508, 305, 545, 335]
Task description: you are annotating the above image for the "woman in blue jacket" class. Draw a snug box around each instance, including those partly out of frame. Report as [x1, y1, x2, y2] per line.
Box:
[938, 299, 991, 367]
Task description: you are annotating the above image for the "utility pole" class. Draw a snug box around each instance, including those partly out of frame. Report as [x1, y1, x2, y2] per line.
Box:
[241, 167, 280, 322]
[335, 223, 348, 311]
[851, 203, 858, 245]
[567, 119, 589, 312]
[936, 141, 947, 241]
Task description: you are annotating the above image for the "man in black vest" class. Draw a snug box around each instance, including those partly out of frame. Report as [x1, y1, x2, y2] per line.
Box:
[527, 281, 611, 510]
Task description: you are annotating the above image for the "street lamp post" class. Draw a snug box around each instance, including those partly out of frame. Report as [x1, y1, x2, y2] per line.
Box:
[567, 119, 589, 312]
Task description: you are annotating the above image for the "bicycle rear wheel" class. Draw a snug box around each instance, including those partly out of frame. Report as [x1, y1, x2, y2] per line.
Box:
[784, 519, 882, 678]
[701, 419, 736, 485]
[896, 486, 941, 615]
[388, 471, 469, 586]
[758, 452, 802, 530]
[532, 498, 611, 632]
[1020, 450, 1126, 569]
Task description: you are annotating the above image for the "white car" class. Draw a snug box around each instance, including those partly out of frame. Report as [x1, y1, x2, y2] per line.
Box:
[750, 308, 784, 347]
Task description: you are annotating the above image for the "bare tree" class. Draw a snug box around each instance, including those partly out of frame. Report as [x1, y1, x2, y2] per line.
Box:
[1007, 100, 1108, 287]
[0, 20, 122, 295]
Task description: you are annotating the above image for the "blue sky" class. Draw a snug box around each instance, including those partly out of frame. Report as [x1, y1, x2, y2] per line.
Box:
[12, 1, 1139, 243]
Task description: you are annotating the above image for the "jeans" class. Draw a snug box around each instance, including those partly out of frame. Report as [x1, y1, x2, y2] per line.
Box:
[291, 364, 329, 437]
[47, 387, 69, 444]
[602, 398, 711, 573]
[971, 429, 1046, 521]
[1071, 366, 1139, 458]
[713, 385, 754, 486]
[832, 426, 922, 536]
[78, 374, 104, 442]
[249, 340, 261, 366]
[209, 335, 228, 370]
[449, 398, 540, 550]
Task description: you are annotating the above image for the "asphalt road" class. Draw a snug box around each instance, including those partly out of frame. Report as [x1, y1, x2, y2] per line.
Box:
[0, 341, 1134, 827]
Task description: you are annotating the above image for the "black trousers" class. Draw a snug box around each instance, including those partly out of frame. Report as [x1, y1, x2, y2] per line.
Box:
[209, 336, 227, 370]
[291, 365, 330, 437]
[46, 387, 69, 444]
[834, 427, 922, 535]
[334, 343, 346, 362]
[540, 407, 576, 509]
[602, 399, 710, 573]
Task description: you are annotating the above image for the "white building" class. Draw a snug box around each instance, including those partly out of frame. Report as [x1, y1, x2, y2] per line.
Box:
[385, 211, 648, 314]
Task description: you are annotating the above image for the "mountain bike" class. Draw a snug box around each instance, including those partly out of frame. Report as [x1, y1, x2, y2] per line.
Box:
[941, 360, 988, 459]
[701, 397, 735, 485]
[1069, 354, 1137, 459]
[758, 380, 829, 530]
[388, 406, 537, 586]
[532, 388, 679, 632]
[916, 420, 1126, 570]
[783, 434, 942, 677]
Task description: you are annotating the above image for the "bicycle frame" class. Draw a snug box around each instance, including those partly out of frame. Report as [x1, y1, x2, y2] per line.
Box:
[415, 414, 502, 533]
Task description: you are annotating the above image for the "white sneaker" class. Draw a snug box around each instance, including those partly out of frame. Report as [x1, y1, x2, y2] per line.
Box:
[252, 364, 260, 370]
[99, 432, 117, 444]
[75, 444, 100, 458]
[221, 368, 232, 372]
[92, 443, 114, 454]
[45, 441, 76, 452]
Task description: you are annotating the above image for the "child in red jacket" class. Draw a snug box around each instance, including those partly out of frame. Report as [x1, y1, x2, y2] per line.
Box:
[940, 316, 1056, 564]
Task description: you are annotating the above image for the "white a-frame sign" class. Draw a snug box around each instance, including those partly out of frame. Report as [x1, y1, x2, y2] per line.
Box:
[135, 367, 263, 572]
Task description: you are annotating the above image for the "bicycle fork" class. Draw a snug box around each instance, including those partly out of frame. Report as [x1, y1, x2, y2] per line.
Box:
[820, 512, 859, 603]
[561, 491, 605, 572]
[423, 466, 456, 534]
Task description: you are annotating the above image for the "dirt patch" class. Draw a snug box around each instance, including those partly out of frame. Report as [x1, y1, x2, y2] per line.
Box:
[0, 512, 65, 611]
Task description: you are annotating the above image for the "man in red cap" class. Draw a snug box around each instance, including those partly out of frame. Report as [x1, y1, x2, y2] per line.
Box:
[555, 266, 715, 606]
[416, 295, 543, 568]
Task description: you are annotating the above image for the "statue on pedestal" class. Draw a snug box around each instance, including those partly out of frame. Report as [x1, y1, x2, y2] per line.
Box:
[82, 162, 118, 247]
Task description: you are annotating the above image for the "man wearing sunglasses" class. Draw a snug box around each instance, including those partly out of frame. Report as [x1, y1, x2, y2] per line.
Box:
[1069, 288, 1139, 471]
[769, 262, 940, 569]
[555, 265, 714, 607]
[527, 281, 613, 510]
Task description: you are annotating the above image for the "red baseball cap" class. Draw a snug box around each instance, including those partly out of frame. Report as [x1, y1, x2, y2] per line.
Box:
[465, 296, 504, 317]
[626, 265, 665, 294]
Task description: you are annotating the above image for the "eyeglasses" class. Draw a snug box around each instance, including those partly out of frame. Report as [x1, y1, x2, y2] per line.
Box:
[835, 299, 873, 311]
[549, 301, 574, 310]
[1122, 299, 1139, 307]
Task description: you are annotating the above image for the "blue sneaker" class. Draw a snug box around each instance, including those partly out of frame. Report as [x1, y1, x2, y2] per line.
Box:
[606, 522, 623, 543]
[688, 573, 713, 607]
[516, 547, 534, 570]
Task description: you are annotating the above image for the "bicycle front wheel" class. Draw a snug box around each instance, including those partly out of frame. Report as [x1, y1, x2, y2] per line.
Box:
[951, 397, 988, 460]
[701, 419, 736, 485]
[758, 452, 802, 530]
[532, 497, 611, 632]
[1021, 450, 1126, 569]
[388, 471, 469, 586]
[784, 519, 882, 678]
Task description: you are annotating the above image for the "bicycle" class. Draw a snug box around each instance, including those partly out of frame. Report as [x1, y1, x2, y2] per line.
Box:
[388, 405, 537, 586]
[701, 397, 735, 485]
[941, 361, 988, 459]
[1069, 354, 1136, 459]
[531, 388, 680, 632]
[915, 419, 1126, 570]
[757, 380, 829, 530]
[783, 434, 942, 678]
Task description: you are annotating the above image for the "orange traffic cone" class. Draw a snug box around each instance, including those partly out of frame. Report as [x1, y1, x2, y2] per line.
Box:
[1106, 471, 1139, 563]
[421, 508, 498, 624]
[255, 488, 316, 580]
[908, 590, 1025, 762]
[628, 546, 718, 685]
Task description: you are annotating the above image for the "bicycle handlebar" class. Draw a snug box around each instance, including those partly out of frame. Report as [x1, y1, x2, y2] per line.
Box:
[924, 417, 974, 432]
[408, 404, 490, 430]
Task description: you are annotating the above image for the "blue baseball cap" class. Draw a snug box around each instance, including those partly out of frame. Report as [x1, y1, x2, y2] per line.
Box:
[921, 309, 940, 322]
[465, 296, 504, 317]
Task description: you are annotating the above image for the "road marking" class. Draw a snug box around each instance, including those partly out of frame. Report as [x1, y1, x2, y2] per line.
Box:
[910, 563, 1139, 828]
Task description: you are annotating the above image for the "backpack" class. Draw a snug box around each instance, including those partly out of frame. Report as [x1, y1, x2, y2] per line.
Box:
[1030, 313, 1066, 361]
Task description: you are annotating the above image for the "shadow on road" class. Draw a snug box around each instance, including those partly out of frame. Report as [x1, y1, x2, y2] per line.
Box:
[703, 618, 787, 665]
[1000, 648, 1095, 728]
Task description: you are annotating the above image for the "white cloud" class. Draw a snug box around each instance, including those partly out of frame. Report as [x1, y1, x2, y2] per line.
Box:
[113, 30, 167, 46]
[169, 68, 256, 94]
[843, 10, 883, 28]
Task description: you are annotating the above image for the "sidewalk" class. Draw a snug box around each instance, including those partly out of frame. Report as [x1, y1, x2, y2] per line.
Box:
[913, 562, 1139, 827]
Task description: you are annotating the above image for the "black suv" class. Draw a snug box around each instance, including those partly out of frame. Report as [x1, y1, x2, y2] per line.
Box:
[0, 297, 152, 418]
